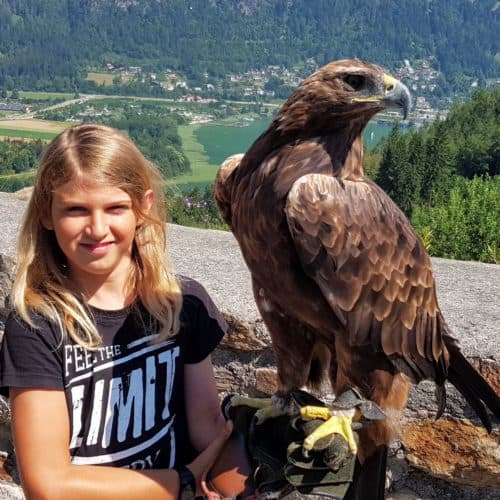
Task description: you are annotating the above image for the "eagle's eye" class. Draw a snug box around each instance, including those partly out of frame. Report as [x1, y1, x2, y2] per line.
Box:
[344, 75, 365, 91]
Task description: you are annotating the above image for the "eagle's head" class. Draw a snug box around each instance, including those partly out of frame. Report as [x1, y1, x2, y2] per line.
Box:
[276, 59, 411, 136]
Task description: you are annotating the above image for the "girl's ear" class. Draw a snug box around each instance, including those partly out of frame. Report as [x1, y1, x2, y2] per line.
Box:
[141, 189, 155, 214]
[138, 189, 155, 224]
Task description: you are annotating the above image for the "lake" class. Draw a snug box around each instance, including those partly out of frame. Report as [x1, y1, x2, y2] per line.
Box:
[173, 117, 397, 192]
[195, 117, 394, 167]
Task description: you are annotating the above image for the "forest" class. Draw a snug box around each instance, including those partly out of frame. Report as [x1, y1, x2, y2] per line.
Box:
[0, 0, 498, 92]
[374, 89, 499, 262]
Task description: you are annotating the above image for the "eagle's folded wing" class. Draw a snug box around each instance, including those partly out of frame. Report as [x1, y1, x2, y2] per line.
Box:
[285, 173, 448, 384]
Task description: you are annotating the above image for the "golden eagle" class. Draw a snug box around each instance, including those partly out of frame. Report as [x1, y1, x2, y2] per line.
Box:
[214, 60, 499, 499]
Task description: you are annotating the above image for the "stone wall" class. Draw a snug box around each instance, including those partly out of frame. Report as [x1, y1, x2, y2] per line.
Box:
[0, 192, 499, 499]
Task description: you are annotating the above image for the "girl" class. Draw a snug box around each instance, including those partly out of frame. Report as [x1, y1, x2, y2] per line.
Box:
[0, 124, 232, 499]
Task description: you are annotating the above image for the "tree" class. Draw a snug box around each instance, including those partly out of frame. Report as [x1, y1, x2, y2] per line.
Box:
[412, 176, 500, 263]
[375, 127, 417, 216]
[420, 122, 455, 206]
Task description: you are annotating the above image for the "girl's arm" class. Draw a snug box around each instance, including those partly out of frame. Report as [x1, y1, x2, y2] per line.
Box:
[11, 387, 230, 500]
[184, 355, 227, 451]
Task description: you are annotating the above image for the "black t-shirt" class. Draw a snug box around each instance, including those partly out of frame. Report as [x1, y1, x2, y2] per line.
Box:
[0, 277, 227, 470]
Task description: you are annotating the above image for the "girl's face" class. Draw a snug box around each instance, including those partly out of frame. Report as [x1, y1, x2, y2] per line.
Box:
[44, 179, 153, 292]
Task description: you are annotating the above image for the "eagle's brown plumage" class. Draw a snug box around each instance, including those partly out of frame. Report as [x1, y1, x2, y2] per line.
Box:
[215, 60, 499, 499]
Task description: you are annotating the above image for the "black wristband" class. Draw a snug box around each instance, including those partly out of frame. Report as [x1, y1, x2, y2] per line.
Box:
[175, 465, 196, 500]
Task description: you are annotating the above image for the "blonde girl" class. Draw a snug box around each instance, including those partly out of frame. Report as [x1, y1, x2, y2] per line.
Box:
[0, 124, 231, 499]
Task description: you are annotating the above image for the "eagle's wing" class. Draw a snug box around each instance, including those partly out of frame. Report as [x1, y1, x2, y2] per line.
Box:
[214, 154, 244, 227]
[285, 173, 448, 383]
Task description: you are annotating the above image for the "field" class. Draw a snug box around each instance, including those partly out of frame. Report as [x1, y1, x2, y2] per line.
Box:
[0, 129, 55, 140]
[0, 119, 72, 140]
[19, 91, 74, 101]
[86, 72, 132, 87]
[172, 125, 219, 191]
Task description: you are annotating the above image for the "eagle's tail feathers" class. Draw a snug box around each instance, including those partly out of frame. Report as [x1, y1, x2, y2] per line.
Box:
[434, 383, 446, 420]
[344, 445, 387, 500]
[445, 338, 500, 433]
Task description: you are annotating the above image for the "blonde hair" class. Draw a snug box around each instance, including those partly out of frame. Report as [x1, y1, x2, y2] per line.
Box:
[12, 123, 182, 348]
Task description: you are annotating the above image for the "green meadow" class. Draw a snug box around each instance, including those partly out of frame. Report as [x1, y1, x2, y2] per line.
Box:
[0, 128, 57, 140]
[173, 118, 272, 192]
[19, 91, 75, 100]
[172, 125, 220, 192]
[86, 72, 132, 87]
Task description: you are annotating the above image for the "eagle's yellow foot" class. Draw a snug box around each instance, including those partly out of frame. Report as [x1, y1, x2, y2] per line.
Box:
[229, 395, 285, 424]
[300, 406, 358, 455]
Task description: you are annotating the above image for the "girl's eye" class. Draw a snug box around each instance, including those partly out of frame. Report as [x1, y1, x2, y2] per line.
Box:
[66, 206, 86, 214]
[108, 205, 130, 213]
[344, 75, 365, 91]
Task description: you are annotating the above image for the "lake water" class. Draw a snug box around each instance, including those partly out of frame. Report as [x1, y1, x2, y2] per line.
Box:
[195, 117, 394, 166]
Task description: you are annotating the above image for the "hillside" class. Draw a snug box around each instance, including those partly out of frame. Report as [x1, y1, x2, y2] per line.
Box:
[0, 0, 498, 91]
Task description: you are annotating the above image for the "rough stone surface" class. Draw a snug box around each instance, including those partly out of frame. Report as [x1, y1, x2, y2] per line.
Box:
[0, 480, 23, 500]
[0, 191, 499, 499]
[402, 418, 500, 488]
[0, 256, 14, 330]
[255, 367, 278, 395]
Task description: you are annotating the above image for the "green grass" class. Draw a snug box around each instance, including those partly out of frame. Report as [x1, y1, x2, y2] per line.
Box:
[86, 72, 132, 87]
[19, 91, 74, 100]
[0, 128, 57, 140]
[173, 125, 219, 190]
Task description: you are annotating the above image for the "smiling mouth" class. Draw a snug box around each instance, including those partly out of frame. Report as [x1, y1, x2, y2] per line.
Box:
[80, 242, 114, 254]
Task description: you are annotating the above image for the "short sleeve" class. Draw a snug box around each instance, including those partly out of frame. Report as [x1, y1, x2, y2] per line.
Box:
[0, 313, 65, 396]
[179, 278, 227, 364]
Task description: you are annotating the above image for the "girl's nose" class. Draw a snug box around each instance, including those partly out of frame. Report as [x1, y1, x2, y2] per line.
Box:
[85, 212, 108, 239]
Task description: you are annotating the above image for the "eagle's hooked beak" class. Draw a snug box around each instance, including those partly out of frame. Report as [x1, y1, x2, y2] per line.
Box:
[353, 74, 412, 119]
[381, 75, 411, 119]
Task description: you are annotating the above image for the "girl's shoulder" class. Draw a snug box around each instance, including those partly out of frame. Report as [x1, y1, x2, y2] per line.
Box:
[178, 275, 227, 332]
[3, 310, 65, 357]
[5, 309, 59, 339]
[1, 310, 66, 395]
[179, 275, 213, 302]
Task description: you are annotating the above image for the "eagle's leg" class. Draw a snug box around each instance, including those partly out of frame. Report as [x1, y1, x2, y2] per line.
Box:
[268, 318, 327, 417]
[332, 341, 411, 499]
[253, 296, 330, 423]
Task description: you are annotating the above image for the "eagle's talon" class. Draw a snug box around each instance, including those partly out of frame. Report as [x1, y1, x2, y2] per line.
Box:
[302, 412, 358, 454]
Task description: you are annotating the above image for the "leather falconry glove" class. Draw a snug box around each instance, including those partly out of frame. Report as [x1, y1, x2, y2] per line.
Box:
[206, 388, 386, 499]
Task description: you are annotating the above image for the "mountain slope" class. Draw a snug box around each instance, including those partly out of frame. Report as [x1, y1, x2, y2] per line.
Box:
[0, 0, 498, 89]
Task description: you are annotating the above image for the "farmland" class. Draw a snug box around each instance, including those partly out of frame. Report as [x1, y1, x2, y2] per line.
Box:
[86, 72, 132, 87]
[0, 119, 71, 141]
[19, 91, 75, 101]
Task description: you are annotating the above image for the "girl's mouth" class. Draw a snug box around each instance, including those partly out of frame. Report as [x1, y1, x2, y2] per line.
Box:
[80, 242, 113, 256]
